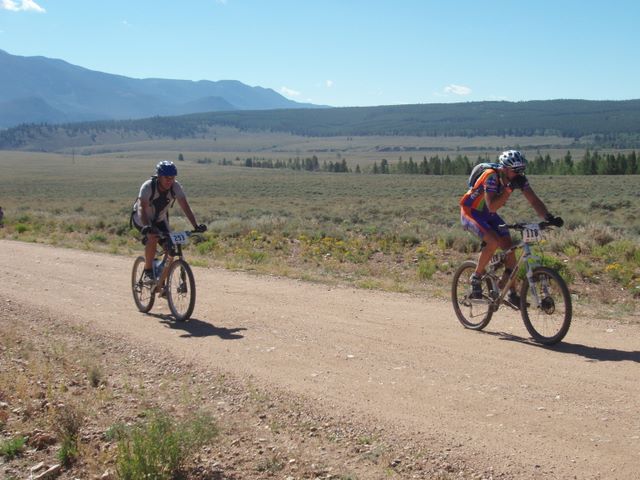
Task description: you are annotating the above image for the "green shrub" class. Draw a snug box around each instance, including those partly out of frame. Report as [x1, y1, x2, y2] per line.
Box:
[604, 262, 636, 288]
[15, 224, 29, 233]
[573, 259, 598, 281]
[115, 409, 218, 480]
[249, 251, 267, 264]
[88, 233, 108, 243]
[399, 233, 420, 246]
[563, 244, 580, 258]
[256, 455, 284, 473]
[54, 404, 83, 467]
[196, 238, 218, 255]
[88, 365, 103, 387]
[0, 436, 26, 460]
[417, 259, 437, 280]
[539, 254, 574, 284]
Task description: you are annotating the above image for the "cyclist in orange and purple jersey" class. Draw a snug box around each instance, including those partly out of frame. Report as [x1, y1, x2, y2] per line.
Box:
[460, 150, 563, 306]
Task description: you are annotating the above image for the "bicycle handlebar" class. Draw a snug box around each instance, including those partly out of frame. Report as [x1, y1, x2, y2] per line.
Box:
[500, 221, 556, 231]
[146, 229, 202, 238]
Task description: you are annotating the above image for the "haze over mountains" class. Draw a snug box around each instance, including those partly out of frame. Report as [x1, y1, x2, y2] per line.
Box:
[0, 49, 320, 128]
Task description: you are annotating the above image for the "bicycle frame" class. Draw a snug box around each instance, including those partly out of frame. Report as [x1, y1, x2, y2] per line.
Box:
[153, 232, 187, 294]
[482, 226, 546, 311]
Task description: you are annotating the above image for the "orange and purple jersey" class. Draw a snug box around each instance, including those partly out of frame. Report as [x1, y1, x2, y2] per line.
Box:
[460, 168, 517, 239]
[459, 168, 506, 213]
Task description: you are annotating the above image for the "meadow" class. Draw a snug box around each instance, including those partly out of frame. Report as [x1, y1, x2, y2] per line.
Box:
[0, 149, 638, 318]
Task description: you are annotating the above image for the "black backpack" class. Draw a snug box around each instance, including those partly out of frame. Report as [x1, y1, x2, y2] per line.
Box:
[467, 162, 501, 188]
[129, 176, 176, 229]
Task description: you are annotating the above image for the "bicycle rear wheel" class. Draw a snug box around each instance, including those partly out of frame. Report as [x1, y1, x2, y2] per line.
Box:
[166, 259, 196, 322]
[451, 261, 493, 330]
[132, 256, 155, 313]
[520, 267, 572, 345]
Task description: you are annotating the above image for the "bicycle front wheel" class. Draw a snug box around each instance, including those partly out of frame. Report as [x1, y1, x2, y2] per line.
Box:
[166, 259, 196, 322]
[520, 267, 572, 345]
[451, 260, 493, 330]
[132, 256, 155, 313]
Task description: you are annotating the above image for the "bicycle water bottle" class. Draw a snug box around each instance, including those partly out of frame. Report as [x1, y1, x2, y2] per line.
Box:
[153, 258, 164, 278]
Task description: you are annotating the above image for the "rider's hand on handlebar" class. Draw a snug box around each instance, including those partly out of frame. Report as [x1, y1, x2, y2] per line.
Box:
[194, 224, 208, 233]
[545, 213, 564, 227]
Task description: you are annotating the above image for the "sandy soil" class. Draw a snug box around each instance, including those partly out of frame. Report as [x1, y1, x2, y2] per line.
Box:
[1, 240, 639, 479]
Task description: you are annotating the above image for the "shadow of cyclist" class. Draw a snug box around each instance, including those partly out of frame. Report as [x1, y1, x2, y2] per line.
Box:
[148, 313, 246, 339]
[484, 330, 640, 363]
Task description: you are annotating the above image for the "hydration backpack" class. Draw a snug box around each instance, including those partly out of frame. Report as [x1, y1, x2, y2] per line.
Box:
[467, 162, 501, 188]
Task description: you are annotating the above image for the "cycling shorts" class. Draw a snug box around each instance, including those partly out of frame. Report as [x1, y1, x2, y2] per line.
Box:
[133, 218, 169, 234]
[460, 208, 509, 239]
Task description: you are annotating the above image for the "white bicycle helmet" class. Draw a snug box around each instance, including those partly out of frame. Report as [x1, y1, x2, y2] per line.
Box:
[498, 150, 527, 173]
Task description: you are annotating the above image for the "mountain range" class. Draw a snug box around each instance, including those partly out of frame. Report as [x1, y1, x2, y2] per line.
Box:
[0, 49, 320, 128]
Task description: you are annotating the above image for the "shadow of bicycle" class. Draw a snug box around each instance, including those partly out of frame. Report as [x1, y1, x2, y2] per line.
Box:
[483, 330, 640, 363]
[147, 313, 246, 340]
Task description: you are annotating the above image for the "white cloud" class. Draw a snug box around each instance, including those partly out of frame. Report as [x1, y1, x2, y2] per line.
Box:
[121, 19, 132, 28]
[444, 84, 472, 96]
[325, 80, 334, 88]
[280, 86, 301, 98]
[1, 0, 46, 12]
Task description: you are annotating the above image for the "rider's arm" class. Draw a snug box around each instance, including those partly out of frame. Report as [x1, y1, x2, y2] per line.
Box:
[485, 187, 512, 213]
[482, 171, 512, 213]
[176, 196, 198, 229]
[522, 187, 550, 219]
[139, 197, 153, 226]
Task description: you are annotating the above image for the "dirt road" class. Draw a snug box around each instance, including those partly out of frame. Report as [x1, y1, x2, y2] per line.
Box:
[1, 240, 639, 479]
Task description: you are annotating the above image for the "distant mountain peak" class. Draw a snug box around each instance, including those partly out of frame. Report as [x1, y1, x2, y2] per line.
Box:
[0, 49, 322, 128]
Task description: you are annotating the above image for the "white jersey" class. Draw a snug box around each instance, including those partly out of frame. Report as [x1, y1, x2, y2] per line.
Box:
[132, 178, 186, 226]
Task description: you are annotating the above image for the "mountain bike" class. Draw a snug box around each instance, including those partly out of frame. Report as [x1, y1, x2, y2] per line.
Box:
[131, 230, 199, 322]
[451, 221, 572, 345]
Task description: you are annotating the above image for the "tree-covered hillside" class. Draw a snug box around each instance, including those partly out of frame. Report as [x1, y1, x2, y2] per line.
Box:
[2, 99, 640, 150]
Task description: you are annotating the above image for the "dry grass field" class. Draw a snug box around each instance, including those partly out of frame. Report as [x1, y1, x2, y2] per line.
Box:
[0, 146, 638, 319]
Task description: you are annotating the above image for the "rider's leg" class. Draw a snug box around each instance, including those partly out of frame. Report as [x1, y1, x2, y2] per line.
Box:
[475, 230, 500, 276]
[497, 235, 516, 289]
[497, 235, 523, 305]
[461, 209, 498, 276]
[144, 234, 159, 270]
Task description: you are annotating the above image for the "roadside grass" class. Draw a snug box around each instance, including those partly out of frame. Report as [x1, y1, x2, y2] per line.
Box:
[0, 436, 26, 460]
[0, 315, 221, 479]
[54, 404, 83, 467]
[0, 151, 638, 317]
[113, 410, 218, 480]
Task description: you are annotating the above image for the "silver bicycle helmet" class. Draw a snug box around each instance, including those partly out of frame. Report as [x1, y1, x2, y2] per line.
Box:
[498, 150, 527, 173]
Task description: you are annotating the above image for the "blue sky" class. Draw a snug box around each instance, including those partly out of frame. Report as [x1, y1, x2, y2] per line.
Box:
[1, 0, 638, 107]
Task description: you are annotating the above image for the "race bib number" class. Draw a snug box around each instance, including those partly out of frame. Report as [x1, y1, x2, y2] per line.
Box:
[170, 231, 188, 245]
[522, 224, 541, 243]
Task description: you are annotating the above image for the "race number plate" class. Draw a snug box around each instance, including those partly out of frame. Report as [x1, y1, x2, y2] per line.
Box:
[522, 224, 541, 243]
[170, 231, 188, 245]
